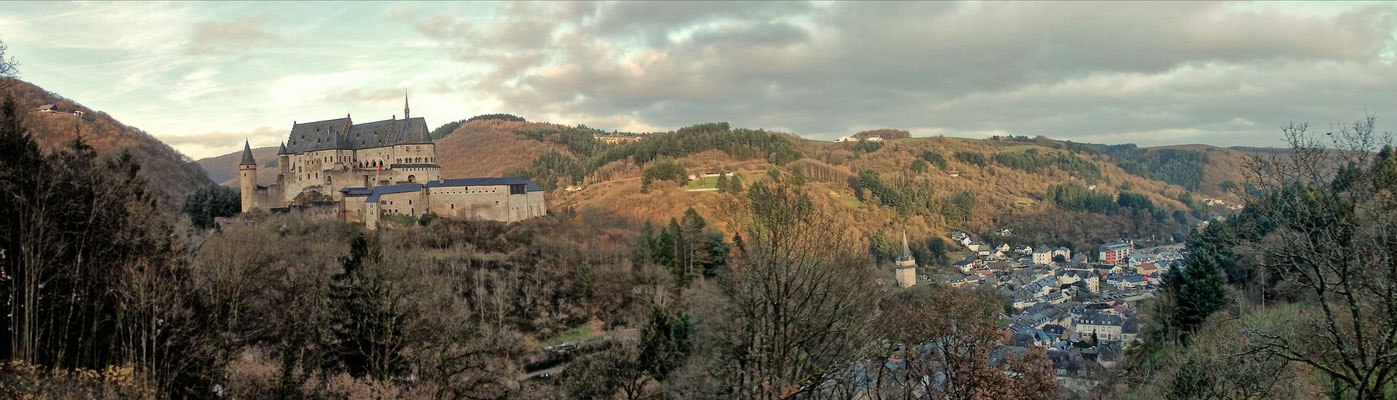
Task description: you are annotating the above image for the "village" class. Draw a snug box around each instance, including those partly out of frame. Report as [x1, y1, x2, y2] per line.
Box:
[930, 231, 1185, 385]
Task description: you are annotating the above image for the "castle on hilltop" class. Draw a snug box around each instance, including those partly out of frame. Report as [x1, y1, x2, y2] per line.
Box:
[238, 95, 546, 228]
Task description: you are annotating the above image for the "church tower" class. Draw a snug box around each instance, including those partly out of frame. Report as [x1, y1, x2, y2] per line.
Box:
[895, 231, 918, 288]
[238, 140, 258, 213]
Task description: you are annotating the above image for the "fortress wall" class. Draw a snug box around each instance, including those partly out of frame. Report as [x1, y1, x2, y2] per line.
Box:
[502, 192, 546, 222]
[364, 201, 382, 230]
[426, 185, 512, 221]
[342, 195, 367, 223]
[526, 191, 546, 217]
[376, 190, 426, 217]
[254, 187, 281, 209]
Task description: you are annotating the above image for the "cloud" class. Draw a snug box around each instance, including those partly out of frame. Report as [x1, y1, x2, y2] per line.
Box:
[184, 14, 278, 56]
[412, 1, 1397, 145]
[167, 67, 224, 102]
[331, 87, 406, 104]
[157, 125, 282, 157]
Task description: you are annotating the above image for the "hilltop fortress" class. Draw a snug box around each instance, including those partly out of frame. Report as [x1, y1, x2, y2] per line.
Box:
[238, 96, 546, 228]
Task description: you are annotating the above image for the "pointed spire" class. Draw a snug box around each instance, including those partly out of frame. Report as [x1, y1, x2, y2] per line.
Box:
[239, 140, 257, 166]
[898, 230, 913, 262]
[278, 141, 286, 154]
[403, 90, 410, 120]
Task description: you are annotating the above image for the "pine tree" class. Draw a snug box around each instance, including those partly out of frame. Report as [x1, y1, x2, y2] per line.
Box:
[1167, 248, 1227, 334]
[789, 165, 807, 186]
[635, 222, 656, 266]
[667, 218, 687, 284]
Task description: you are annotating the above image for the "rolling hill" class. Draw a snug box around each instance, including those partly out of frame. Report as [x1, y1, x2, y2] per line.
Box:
[196, 145, 280, 187]
[6, 79, 213, 213]
[198, 114, 1277, 256]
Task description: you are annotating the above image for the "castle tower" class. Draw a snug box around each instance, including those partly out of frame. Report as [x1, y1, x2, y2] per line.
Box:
[238, 140, 257, 213]
[895, 231, 918, 288]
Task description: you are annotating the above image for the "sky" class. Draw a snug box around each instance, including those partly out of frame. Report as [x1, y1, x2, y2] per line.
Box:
[2, 1, 1396, 159]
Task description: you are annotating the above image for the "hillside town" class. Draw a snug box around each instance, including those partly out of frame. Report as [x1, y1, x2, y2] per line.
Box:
[933, 231, 1186, 386]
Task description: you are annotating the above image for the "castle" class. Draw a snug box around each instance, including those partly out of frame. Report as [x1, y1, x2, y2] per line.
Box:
[238, 96, 546, 229]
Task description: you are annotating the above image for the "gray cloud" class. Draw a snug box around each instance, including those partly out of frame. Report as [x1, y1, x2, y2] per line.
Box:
[414, 1, 1397, 145]
[330, 88, 404, 103]
[158, 125, 282, 156]
[184, 14, 277, 56]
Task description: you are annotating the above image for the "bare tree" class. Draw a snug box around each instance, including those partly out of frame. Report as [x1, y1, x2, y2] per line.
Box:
[692, 180, 881, 399]
[1239, 115, 1397, 399]
[871, 285, 1057, 400]
[0, 39, 17, 79]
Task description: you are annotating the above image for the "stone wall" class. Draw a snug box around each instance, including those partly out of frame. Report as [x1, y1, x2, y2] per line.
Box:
[426, 185, 512, 221]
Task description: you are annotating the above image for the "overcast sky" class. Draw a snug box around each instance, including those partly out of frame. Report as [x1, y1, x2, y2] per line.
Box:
[3, 1, 1396, 159]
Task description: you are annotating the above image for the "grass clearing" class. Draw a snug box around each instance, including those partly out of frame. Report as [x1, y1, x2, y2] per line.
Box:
[838, 196, 863, 208]
[547, 325, 596, 345]
[1000, 144, 1048, 153]
[684, 176, 720, 190]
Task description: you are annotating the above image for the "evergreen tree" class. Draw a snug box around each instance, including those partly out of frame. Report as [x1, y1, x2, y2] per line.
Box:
[715, 173, 730, 193]
[180, 185, 240, 230]
[653, 227, 675, 273]
[639, 307, 693, 380]
[1165, 248, 1227, 335]
[789, 165, 808, 186]
[635, 222, 656, 266]
[329, 234, 414, 380]
[910, 158, 929, 173]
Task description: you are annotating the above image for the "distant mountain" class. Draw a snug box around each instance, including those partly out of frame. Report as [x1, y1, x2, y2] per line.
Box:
[6, 79, 213, 213]
[195, 146, 279, 187]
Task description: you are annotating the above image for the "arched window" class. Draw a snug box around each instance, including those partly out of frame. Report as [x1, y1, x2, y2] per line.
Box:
[407, 175, 416, 183]
[325, 175, 332, 185]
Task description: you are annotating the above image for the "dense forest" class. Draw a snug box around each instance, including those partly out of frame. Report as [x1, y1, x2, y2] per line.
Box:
[505, 122, 802, 190]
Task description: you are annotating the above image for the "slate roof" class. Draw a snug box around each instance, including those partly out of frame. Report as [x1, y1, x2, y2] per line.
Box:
[1076, 312, 1124, 326]
[427, 178, 543, 192]
[364, 183, 424, 202]
[239, 140, 256, 166]
[355, 178, 545, 202]
[897, 231, 914, 263]
[283, 116, 431, 154]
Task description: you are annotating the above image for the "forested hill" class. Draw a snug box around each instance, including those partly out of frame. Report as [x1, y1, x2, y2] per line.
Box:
[6, 79, 213, 212]
[198, 116, 1272, 251]
[425, 119, 1273, 253]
